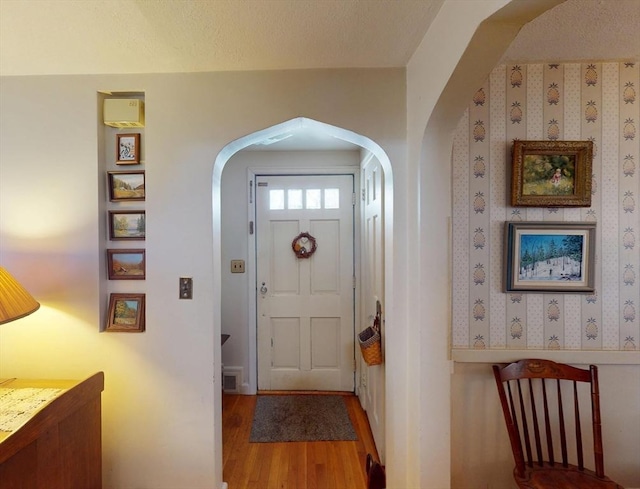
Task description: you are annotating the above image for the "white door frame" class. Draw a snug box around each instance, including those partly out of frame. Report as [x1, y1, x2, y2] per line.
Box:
[213, 117, 395, 488]
[247, 166, 361, 394]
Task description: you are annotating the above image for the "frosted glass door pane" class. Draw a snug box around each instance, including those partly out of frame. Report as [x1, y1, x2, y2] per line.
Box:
[325, 188, 339, 209]
[288, 189, 302, 209]
[269, 189, 284, 210]
[306, 189, 321, 209]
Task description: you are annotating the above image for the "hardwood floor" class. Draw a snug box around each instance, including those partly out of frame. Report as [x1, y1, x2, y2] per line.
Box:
[222, 393, 380, 489]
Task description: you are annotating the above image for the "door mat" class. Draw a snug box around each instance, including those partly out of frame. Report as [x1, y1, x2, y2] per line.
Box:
[249, 395, 358, 443]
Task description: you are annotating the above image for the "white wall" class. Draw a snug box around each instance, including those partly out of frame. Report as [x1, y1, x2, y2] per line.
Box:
[220, 149, 361, 394]
[0, 69, 405, 489]
[407, 0, 518, 486]
[406, 0, 569, 487]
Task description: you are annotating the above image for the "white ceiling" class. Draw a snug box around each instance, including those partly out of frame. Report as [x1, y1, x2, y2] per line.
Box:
[1, 0, 637, 150]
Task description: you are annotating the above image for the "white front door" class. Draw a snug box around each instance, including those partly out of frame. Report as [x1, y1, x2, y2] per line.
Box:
[360, 156, 385, 461]
[256, 174, 355, 391]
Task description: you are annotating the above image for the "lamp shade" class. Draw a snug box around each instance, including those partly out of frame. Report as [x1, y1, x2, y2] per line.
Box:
[0, 267, 40, 325]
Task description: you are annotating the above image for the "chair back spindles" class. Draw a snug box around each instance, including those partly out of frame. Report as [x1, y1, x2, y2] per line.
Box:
[591, 365, 606, 478]
[516, 380, 534, 467]
[493, 359, 621, 488]
[541, 379, 555, 465]
[557, 379, 568, 467]
[503, 380, 526, 477]
[574, 380, 584, 470]
[527, 378, 544, 466]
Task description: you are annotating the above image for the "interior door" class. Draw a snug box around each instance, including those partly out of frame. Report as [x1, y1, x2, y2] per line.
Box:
[360, 157, 385, 461]
[256, 174, 355, 391]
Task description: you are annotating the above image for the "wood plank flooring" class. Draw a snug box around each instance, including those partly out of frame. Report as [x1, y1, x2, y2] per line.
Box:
[222, 393, 379, 489]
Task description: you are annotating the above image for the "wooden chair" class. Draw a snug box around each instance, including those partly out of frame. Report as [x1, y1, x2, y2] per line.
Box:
[492, 359, 624, 488]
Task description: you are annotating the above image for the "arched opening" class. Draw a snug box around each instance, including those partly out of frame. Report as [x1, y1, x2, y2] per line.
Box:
[212, 116, 394, 482]
[406, 1, 566, 486]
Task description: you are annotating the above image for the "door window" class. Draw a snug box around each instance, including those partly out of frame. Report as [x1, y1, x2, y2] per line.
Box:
[269, 188, 340, 210]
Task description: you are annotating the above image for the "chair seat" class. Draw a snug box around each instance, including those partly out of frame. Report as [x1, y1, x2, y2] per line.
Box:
[515, 463, 624, 489]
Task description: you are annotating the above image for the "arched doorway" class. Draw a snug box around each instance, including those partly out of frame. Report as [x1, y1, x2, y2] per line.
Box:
[406, 1, 566, 487]
[212, 117, 394, 480]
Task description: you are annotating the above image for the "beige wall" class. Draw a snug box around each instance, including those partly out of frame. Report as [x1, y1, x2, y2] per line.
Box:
[0, 69, 405, 489]
[4, 1, 635, 488]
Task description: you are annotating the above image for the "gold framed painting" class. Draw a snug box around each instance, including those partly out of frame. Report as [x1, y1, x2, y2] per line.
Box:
[511, 140, 593, 207]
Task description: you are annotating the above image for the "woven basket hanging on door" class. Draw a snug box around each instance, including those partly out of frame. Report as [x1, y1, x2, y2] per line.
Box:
[358, 316, 382, 366]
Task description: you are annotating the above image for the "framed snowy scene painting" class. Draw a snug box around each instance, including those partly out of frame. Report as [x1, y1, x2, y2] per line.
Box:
[504, 221, 596, 293]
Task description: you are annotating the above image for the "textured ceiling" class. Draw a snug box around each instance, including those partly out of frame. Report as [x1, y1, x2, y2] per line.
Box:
[0, 0, 442, 76]
[502, 0, 640, 63]
[1, 0, 637, 150]
[0, 0, 638, 77]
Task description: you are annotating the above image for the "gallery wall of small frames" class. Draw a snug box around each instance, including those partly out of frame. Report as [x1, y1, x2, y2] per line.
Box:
[103, 97, 146, 333]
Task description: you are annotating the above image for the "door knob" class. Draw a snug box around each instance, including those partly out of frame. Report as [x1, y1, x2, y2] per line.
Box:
[260, 282, 268, 294]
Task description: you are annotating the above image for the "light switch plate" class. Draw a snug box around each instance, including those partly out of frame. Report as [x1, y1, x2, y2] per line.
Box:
[179, 277, 193, 299]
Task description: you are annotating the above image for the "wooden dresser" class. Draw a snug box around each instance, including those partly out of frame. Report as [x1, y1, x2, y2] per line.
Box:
[0, 372, 104, 489]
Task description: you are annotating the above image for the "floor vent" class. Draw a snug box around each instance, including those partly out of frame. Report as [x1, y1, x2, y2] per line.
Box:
[223, 369, 241, 393]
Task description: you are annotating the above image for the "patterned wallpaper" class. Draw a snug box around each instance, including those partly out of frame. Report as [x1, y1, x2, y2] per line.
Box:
[452, 62, 639, 351]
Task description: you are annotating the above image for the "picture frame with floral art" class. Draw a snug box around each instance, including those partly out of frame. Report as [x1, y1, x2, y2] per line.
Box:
[116, 133, 141, 164]
[511, 140, 593, 207]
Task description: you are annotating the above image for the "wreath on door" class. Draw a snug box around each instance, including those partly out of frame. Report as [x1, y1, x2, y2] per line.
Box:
[291, 232, 317, 259]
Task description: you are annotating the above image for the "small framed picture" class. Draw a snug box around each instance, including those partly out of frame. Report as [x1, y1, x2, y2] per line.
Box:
[105, 293, 145, 332]
[107, 249, 146, 280]
[108, 171, 145, 201]
[108, 210, 145, 240]
[504, 221, 596, 293]
[116, 133, 141, 164]
[511, 140, 593, 207]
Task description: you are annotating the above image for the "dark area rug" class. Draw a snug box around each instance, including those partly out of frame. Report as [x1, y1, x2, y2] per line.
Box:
[249, 395, 358, 443]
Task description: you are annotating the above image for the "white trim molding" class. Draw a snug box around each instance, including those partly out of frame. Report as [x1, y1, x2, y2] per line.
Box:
[452, 348, 640, 365]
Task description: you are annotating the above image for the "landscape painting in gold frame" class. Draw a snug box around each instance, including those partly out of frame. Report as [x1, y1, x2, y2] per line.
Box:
[511, 140, 593, 207]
